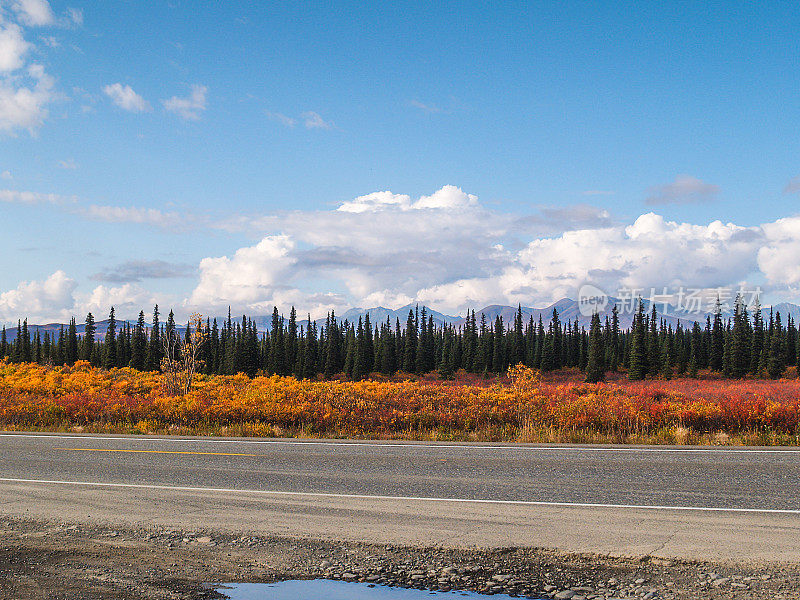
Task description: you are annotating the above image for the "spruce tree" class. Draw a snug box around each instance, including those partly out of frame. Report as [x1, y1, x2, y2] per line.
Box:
[585, 312, 605, 383]
[82, 313, 96, 362]
[647, 305, 660, 376]
[102, 308, 117, 369]
[130, 311, 147, 370]
[609, 304, 620, 371]
[302, 316, 317, 379]
[492, 316, 505, 373]
[66, 318, 78, 365]
[145, 305, 162, 371]
[767, 313, 786, 379]
[750, 298, 764, 376]
[323, 313, 339, 379]
[710, 298, 724, 371]
[540, 330, 555, 372]
[628, 300, 648, 380]
[688, 322, 701, 378]
[730, 295, 750, 378]
[402, 310, 416, 373]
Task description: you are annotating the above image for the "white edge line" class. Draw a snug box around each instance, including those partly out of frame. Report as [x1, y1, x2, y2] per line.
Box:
[1, 433, 799, 453]
[1, 477, 798, 515]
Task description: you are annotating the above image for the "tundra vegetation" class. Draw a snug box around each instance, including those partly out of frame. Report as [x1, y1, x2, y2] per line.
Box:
[1, 359, 799, 445]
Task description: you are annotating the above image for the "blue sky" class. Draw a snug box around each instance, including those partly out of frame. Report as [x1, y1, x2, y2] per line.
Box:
[1, 1, 800, 323]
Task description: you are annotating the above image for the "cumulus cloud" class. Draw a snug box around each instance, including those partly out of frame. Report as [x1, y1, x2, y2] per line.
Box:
[0, 10, 69, 135]
[0, 270, 76, 322]
[11, 185, 800, 322]
[337, 190, 412, 213]
[77, 283, 154, 318]
[91, 260, 194, 283]
[758, 216, 800, 287]
[0, 22, 30, 72]
[192, 186, 594, 314]
[0, 62, 55, 133]
[190, 235, 296, 308]
[414, 185, 478, 209]
[10, 0, 55, 26]
[103, 82, 150, 112]
[336, 185, 477, 213]
[0, 270, 164, 323]
[184, 185, 800, 317]
[162, 84, 207, 120]
[301, 110, 331, 129]
[645, 175, 719, 205]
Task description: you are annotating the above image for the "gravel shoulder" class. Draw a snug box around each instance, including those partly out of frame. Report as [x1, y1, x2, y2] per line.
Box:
[0, 516, 798, 600]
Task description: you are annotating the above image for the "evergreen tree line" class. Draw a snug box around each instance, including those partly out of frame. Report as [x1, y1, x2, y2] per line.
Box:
[0, 296, 797, 381]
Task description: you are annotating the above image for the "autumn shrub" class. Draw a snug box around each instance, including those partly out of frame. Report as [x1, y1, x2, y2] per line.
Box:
[2, 360, 800, 441]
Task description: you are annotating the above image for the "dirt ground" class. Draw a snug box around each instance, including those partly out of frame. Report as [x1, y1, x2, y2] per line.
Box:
[0, 516, 798, 600]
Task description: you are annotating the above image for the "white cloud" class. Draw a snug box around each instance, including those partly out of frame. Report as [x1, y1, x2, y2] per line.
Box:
[11, 184, 800, 322]
[645, 175, 719, 205]
[162, 84, 207, 120]
[0, 22, 30, 72]
[0, 10, 74, 135]
[335, 185, 477, 213]
[188, 185, 800, 317]
[418, 214, 763, 313]
[1, 170, 11, 179]
[302, 110, 331, 129]
[0, 270, 76, 322]
[190, 235, 296, 308]
[10, 0, 55, 27]
[758, 216, 800, 286]
[80, 204, 187, 230]
[103, 82, 150, 112]
[413, 184, 478, 210]
[337, 190, 412, 213]
[0, 187, 66, 204]
[0, 62, 55, 133]
[77, 283, 153, 318]
[194, 186, 526, 314]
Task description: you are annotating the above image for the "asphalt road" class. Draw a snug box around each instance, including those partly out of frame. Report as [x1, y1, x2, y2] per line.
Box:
[1, 432, 800, 562]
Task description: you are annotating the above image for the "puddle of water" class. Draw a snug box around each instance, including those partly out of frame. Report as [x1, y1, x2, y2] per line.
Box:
[215, 580, 543, 600]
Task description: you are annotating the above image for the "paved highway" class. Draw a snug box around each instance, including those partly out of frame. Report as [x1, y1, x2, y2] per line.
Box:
[1, 432, 799, 561]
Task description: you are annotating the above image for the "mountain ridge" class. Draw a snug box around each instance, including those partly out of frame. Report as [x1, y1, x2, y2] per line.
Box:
[4, 298, 799, 341]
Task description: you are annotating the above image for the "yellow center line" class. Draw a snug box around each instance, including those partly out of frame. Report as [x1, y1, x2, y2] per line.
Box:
[55, 447, 264, 457]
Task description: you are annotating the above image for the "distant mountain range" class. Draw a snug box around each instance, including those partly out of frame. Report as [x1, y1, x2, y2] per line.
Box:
[4, 298, 800, 342]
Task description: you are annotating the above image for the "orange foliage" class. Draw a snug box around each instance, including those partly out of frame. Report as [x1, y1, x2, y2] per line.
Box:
[1, 360, 800, 438]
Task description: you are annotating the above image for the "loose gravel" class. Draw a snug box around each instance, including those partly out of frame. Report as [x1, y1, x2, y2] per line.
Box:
[0, 516, 797, 599]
